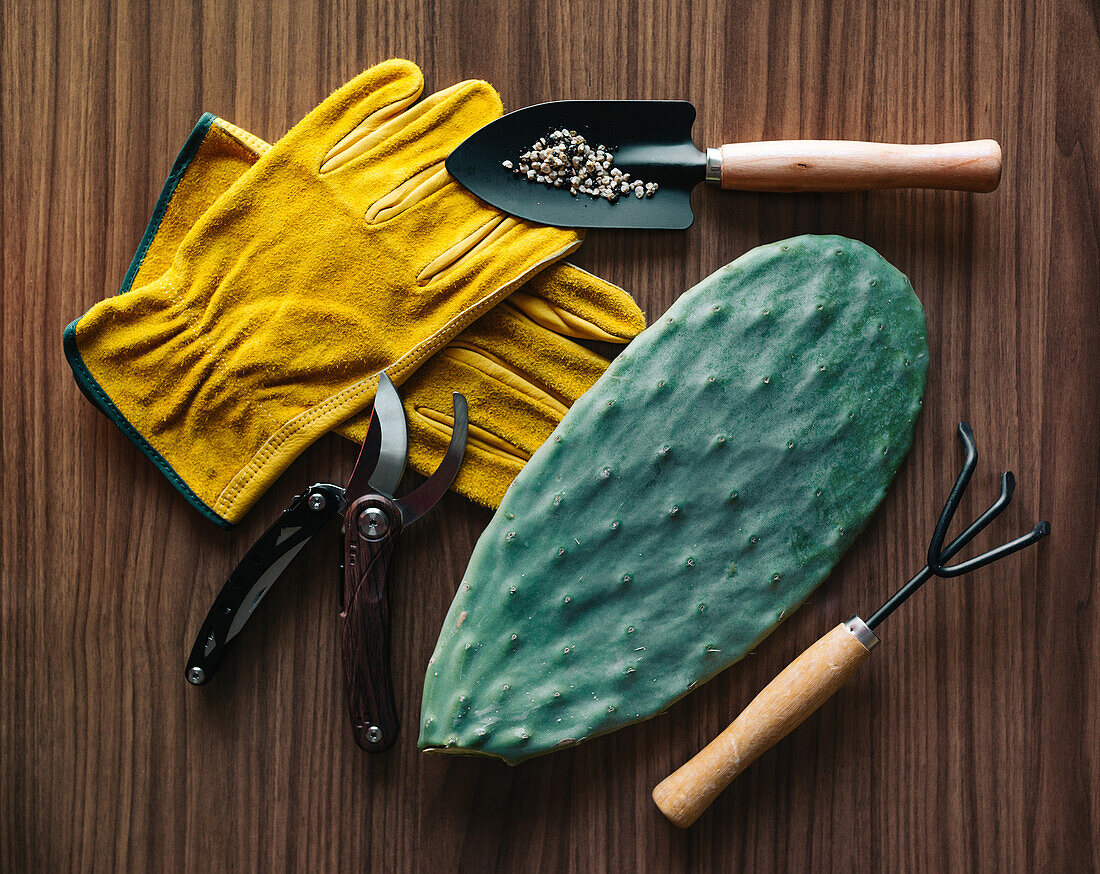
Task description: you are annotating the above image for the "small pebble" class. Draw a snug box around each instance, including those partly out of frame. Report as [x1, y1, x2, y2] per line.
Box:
[507, 129, 658, 204]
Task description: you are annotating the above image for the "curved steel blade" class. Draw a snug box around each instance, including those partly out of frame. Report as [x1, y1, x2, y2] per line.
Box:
[396, 392, 469, 526]
[345, 372, 407, 500]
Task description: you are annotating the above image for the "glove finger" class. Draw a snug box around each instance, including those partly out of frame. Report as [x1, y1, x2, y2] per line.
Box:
[407, 199, 581, 296]
[337, 273, 620, 450]
[449, 303, 611, 405]
[129, 116, 271, 292]
[407, 403, 528, 509]
[320, 80, 504, 221]
[322, 79, 503, 175]
[277, 59, 425, 166]
[509, 262, 646, 343]
[338, 339, 579, 453]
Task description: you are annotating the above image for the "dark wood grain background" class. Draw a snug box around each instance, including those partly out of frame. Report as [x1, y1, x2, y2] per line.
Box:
[3, 0, 1097, 871]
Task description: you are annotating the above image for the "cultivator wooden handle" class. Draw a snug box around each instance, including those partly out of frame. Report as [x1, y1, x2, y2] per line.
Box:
[652, 620, 877, 828]
[712, 139, 1002, 192]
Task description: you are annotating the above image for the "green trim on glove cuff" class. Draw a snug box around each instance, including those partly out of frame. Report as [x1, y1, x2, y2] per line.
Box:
[119, 113, 219, 296]
[63, 318, 230, 527]
[62, 113, 233, 527]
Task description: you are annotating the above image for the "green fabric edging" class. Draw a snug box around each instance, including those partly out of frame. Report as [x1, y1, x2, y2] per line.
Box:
[118, 112, 218, 295]
[62, 113, 232, 529]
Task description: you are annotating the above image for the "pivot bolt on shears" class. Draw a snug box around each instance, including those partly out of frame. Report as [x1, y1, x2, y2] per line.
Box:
[185, 372, 469, 752]
[653, 422, 1050, 826]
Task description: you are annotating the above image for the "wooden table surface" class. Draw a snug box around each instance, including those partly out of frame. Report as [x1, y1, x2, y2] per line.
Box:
[3, 0, 1097, 871]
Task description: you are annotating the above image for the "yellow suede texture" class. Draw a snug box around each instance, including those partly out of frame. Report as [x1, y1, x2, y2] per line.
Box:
[336, 257, 648, 508]
[85, 101, 646, 513]
[119, 117, 645, 508]
[71, 60, 584, 524]
[130, 121, 268, 288]
[508, 264, 646, 342]
[117, 115, 646, 509]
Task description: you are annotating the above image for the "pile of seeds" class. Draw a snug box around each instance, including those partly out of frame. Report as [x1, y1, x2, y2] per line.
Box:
[502, 129, 658, 203]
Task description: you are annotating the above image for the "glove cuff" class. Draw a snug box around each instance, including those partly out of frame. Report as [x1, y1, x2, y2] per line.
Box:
[63, 318, 231, 526]
[62, 113, 247, 528]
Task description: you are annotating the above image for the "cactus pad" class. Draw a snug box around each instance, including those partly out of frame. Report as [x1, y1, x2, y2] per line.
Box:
[420, 235, 927, 763]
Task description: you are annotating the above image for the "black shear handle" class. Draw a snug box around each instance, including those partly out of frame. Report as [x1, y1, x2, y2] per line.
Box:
[339, 493, 403, 752]
[185, 483, 343, 686]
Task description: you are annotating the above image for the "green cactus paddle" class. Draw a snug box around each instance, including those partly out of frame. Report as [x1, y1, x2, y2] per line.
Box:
[420, 235, 928, 763]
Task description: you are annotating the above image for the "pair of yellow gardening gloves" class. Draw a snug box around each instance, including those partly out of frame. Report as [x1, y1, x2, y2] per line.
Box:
[65, 60, 645, 527]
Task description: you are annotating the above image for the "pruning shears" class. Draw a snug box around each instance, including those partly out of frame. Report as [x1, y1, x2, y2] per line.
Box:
[184, 372, 469, 752]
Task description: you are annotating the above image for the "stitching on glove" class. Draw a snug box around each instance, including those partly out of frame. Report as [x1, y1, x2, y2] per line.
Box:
[384, 239, 583, 390]
[323, 79, 495, 175]
[213, 238, 582, 517]
[119, 115, 219, 298]
[476, 216, 520, 248]
[62, 318, 229, 527]
[212, 118, 271, 160]
[420, 217, 527, 289]
[320, 91, 424, 173]
[506, 292, 634, 343]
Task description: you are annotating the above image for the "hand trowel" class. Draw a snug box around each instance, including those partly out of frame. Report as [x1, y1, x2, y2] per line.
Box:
[446, 100, 1002, 229]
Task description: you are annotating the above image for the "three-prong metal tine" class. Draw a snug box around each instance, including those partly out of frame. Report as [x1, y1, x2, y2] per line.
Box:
[866, 422, 1050, 630]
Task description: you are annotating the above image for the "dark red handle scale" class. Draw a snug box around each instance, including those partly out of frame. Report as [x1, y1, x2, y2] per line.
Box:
[340, 493, 403, 752]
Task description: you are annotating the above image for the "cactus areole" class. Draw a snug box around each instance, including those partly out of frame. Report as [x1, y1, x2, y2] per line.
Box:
[420, 235, 928, 763]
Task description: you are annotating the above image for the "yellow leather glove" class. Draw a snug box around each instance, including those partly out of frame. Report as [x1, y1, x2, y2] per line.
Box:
[64, 61, 586, 527]
[116, 112, 645, 508]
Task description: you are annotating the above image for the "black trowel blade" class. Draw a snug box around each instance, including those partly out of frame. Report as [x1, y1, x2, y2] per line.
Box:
[446, 100, 707, 230]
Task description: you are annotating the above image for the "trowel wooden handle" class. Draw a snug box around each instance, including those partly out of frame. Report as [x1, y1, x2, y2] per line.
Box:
[714, 139, 1002, 192]
[652, 619, 878, 828]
